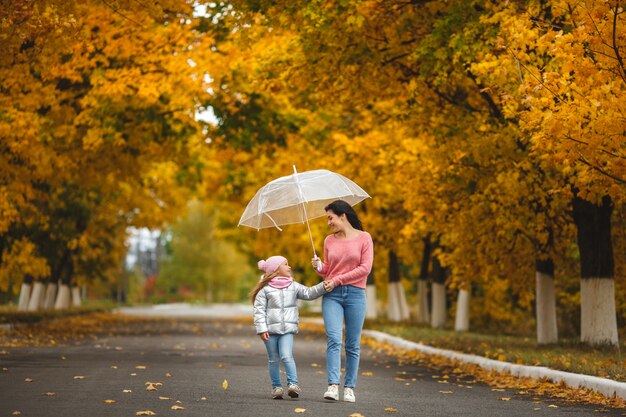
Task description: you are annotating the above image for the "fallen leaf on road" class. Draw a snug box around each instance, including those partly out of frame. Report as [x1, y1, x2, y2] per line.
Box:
[491, 388, 505, 392]
[136, 411, 156, 416]
[222, 380, 228, 390]
[171, 405, 185, 410]
[130, 373, 137, 376]
[311, 363, 319, 368]
[165, 372, 172, 377]
[200, 397, 207, 401]
[123, 389, 132, 393]
[12, 411, 21, 416]
[73, 376, 85, 379]
[499, 398, 511, 401]
[384, 408, 398, 413]
[294, 408, 306, 413]
[43, 392, 55, 396]
[159, 396, 172, 400]
[361, 371, 373, 376]
[548, 405, 558, 408]
[104, 399, 116, 404]
[439, 391, 453, 394]
[146, 384, 158, 391]
[2, 368, 8, 371]
[216, 364, 224, 368]
[136, 366, 147, 369]
[24, 377, 33, 382]
[111, 365, 118, 369]
[115, 347, 123, 351]
[349, 414, 365, 417]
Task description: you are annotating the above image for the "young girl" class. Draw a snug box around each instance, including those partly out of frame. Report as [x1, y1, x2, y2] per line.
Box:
[251, 255, 328, 400]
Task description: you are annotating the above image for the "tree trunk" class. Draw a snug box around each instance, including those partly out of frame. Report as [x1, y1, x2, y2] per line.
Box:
[17, 276, 33, 312]
[536, 257, 558, 344]
[43, 282, 58, 309]
[55, 285, 71, 309]
[387, 251, 409, 321]
[417, 237, 431, 324]
[573, 195, 618, 346]
[366, 270, 378, 319]
[27, 281, 45, 311]
[71, 286, 81, 307]
[454, 287, 470, 332]
[54, 257, 73, 310]
[431, 255, 447, 328]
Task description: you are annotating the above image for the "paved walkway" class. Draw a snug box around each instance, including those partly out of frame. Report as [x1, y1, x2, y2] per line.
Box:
[0, 305, 620, 416]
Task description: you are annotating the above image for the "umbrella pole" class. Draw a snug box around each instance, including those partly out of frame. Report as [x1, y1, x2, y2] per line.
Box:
[293, 165, 318, 258]
[304, 214, 317, 258]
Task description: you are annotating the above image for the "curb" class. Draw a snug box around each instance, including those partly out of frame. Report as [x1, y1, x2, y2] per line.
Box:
[301, 318, 626, 400]
[362, 329, 626, 401]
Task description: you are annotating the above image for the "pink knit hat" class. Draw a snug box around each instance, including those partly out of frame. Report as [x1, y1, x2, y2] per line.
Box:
[258, 256, 287, 275]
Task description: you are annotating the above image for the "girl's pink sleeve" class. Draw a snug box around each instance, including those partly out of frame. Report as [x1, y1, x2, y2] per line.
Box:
[332, 234, 373, 287]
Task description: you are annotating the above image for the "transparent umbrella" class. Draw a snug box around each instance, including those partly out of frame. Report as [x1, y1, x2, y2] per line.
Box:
[238, 166, 370, 257]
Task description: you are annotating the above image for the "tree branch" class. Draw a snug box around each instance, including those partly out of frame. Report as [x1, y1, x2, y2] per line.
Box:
[611, 2, 626, 84]
[100, 0, 144, 27]
[577, 155, 626, 185]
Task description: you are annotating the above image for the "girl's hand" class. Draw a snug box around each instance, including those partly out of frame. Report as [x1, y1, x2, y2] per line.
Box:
[259, 332, 269, 341]
[323, 280, 335, 292]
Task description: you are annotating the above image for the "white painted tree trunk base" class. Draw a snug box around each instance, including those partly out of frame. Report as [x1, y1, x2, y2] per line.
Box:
[28, 282, 45, 311]
[536, 272, 558, 344]
[431, 282, 446, 328]
[454, 289, 470, 332]
[55, 285, 71, 310]
[43, 283, 58, 310]
[71, 287, 82, 307]
[366, 285, 378, 319]
[417, 280, 430, 324]
[581, 278, 618, 346]
[388, 282, 410, 322]
[18, 284, 32, 312]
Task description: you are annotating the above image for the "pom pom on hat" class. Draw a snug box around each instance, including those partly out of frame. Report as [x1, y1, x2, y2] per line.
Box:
[258, 256, 287, 274]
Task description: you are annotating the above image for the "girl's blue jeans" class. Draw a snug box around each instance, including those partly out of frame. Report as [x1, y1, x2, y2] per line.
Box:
[263, 333, 297, 387]
[322, 285, 367, 388]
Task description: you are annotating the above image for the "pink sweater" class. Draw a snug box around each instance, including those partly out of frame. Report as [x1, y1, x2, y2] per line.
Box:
[316, 231, 374, 288]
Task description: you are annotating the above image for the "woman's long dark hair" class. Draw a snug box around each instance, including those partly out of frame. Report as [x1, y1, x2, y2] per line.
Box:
[325, 200, 363, 231]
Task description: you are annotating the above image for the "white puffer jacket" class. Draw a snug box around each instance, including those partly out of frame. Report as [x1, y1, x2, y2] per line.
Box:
[253, 281, 326, 335]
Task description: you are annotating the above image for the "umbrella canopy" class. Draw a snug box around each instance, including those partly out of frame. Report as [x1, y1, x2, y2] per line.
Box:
[238, 168, 370, 231]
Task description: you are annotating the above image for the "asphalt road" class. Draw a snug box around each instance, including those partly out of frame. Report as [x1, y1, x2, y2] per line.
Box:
[0, 312, 621, 417]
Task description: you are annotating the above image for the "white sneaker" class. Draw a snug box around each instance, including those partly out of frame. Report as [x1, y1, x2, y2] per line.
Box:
[323, 384, 339, 401]
[272, 386, 283, 399]
[343, 387, 355, 402]
[287, 384, 301, 398]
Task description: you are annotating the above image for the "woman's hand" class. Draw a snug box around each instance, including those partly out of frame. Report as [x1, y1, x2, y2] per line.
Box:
[311, 256, 321, 271]
[259, 332, 269, 341]
[323, 280, 335, 292]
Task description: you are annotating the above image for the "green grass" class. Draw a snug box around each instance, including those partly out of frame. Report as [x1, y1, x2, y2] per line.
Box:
[365, 319, 626, 382]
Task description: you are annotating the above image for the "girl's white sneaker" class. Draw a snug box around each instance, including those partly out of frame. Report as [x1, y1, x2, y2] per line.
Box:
[343, 387, 355, 402]
[323, 384, 339, 401]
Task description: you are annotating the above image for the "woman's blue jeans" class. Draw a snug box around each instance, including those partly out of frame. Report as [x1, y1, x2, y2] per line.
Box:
[322, 285, 367, 388]
[263, 333, 297, 388]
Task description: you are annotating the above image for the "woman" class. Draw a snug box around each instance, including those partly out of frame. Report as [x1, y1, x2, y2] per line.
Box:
[311, 200, 374, 403]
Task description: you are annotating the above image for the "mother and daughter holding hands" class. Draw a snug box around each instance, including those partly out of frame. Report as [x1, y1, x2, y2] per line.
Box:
[251, 200, 374, 403]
